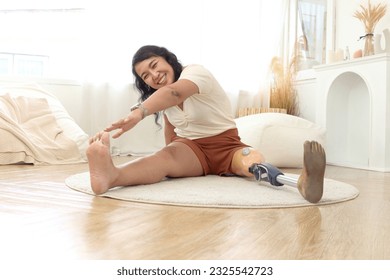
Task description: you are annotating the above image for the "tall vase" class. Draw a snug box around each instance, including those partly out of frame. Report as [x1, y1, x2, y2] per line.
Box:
[374, 29, 390, 54]
[363, 34, 375, 56]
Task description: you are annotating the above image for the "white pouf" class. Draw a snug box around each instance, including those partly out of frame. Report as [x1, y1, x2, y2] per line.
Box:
[235, 113, 326, 168]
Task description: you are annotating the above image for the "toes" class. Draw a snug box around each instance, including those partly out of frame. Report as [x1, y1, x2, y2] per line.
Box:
[304, 141, 325, 154]
[89, 131, 109, 145]
[101, 132, 110, 146]
[312, 141, 326, 159]
[312, 141, 319, 152]
[314, 141, 322, 152]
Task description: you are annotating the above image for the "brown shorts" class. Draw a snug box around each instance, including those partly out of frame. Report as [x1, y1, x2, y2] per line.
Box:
[171, 128, 249, 176]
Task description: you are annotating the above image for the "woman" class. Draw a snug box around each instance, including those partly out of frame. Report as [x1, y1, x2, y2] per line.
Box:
[87, 45, 325, 203]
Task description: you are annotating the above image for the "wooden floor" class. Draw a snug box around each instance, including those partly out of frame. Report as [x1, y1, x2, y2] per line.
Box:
[1, 156, 389, 260]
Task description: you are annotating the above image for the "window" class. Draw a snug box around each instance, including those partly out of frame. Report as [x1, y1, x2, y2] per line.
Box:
[0, 54, 13, 75]
[287, 0, 335, 70]
[297, 0, 327, 66]
[0, 52, 49, 77]
[0, 2, 85, 78]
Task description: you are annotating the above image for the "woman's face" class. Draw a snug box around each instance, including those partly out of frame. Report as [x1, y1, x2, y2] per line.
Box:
[135, 56, 175, 90]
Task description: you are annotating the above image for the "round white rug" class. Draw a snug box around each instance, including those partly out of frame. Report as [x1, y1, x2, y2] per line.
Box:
[65, 172, 359, 209]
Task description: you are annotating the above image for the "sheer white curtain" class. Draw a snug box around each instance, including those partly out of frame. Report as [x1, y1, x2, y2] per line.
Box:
[232, 0, 290, 116]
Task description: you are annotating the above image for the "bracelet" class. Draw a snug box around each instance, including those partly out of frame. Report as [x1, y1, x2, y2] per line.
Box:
[130, 102, 148, 119]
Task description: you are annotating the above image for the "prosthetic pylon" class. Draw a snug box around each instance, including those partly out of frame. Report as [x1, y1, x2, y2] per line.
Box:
[248, 163, 298, 188]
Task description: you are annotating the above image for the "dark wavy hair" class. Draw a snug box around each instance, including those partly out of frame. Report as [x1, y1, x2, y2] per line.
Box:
[132, 45, 183, 124]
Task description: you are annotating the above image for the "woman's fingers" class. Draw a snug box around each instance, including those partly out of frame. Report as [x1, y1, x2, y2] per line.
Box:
[102, 112, 142, 138]
[112, 129, 124, 139]
[105, 118, 126, 132]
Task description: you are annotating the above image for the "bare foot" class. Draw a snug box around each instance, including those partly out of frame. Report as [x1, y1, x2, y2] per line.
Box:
[297, 141, 326, 203]
[86, 132, 118, 195]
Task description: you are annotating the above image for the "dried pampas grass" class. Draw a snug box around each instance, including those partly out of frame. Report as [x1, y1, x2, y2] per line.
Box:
[269, 56, 299, 116]
[353, 0, 387, 34]
[354, 0, 387, 55]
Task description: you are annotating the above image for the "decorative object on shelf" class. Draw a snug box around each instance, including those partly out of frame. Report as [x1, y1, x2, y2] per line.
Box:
[327, 49, 345, 63]
[354, 0, 387, 56]
[268, 56, 299, 116]
[374, 28, 390, 54]
[345, 46, 351, 60]
[353, 49, 363, 58]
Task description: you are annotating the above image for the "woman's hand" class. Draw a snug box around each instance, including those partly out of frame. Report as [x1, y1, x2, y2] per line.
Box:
[104, 109, 143, 138]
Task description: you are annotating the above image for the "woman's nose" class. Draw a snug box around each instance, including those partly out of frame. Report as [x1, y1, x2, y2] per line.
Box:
[151, 70, 159, 78]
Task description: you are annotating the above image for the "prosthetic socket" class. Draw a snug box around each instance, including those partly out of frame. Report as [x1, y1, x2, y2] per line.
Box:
[240, 147, 298, 188]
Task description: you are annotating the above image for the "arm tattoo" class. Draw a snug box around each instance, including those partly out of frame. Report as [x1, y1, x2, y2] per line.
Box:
[170, 90, 180, 97]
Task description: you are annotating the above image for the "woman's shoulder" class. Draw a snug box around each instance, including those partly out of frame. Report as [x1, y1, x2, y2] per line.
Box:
[179, 64, 215, 93]
[182, 64, 213, 77]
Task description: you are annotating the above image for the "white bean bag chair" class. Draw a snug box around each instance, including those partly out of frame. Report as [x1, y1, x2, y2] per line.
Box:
[235, 113, 326, 168]
[0, 83, 89, 164]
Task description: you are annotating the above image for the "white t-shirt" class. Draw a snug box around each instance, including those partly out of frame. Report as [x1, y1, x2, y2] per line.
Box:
[164, 64, 236, 140]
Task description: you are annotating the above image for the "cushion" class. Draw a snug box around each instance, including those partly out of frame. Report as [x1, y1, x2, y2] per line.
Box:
[235, 113, 326, 168]
[0, 83, 89, 161]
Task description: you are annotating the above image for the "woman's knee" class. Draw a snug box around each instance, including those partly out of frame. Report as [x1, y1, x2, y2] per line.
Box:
[155, 145, 177, 161]
[231, 147, 265, 177]
[155, 143, 203, 177]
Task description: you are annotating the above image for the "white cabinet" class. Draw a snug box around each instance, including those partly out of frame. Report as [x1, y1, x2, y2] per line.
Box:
[314, 53, 390, 172]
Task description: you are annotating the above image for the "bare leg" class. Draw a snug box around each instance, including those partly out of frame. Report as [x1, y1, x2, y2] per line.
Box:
[86, 132, 204, 195]
[231, 147, 265, 176]
[297, 141, 326, 203]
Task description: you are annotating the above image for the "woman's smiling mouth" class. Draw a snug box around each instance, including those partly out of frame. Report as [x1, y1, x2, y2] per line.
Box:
[157, 74, 166, 85]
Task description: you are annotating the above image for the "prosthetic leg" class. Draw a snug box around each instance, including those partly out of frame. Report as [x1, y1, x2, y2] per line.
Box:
[248, 163, 298, 188]
[236, 142, 325, 203]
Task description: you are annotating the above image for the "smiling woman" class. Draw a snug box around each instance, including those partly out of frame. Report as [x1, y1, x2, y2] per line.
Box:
[85, 44, 326, 204]
[136, 57, 175, 89]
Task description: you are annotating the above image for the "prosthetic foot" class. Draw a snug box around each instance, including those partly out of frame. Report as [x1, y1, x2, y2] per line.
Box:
[248, 141, 326, 203]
